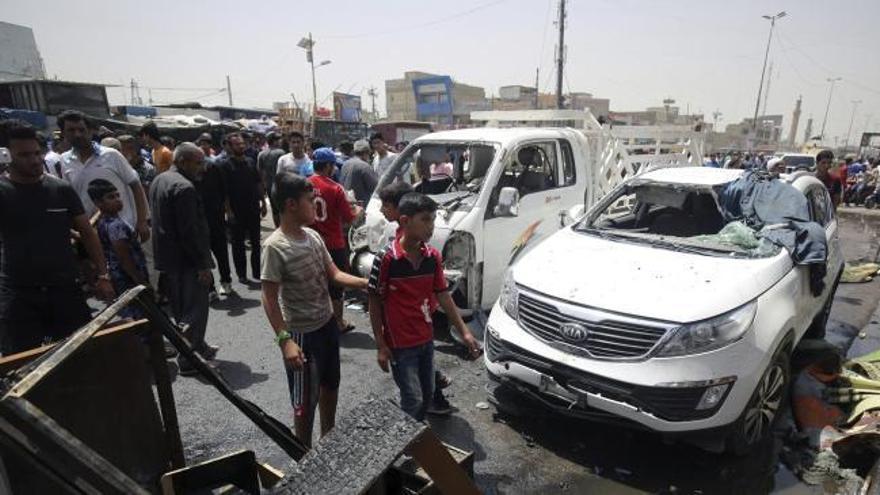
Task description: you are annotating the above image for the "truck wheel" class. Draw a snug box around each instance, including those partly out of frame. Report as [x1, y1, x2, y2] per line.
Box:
[727, 349, 790, 455]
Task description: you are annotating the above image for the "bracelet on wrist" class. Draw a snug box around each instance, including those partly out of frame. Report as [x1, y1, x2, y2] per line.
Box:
[275, 330, 292, 346]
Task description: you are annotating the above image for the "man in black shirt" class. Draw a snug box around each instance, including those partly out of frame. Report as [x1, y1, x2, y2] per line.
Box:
[197, 142, 232, 296]
[149, 142, 216, 374]
[218, 133, 266, 284]
[257, 132, 285, 227]
[0, 122, 114, 355]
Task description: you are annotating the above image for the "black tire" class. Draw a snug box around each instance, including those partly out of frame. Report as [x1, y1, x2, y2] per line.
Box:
[727, 348, 790, 455]
[805, 273, 841, 340]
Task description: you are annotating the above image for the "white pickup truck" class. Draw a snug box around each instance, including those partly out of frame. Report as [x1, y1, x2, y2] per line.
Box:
[349, 110, 704, 321]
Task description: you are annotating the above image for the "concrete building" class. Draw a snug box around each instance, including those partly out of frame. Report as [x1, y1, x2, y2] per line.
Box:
[490, 86, 610, 119]
[385, 71, 489, 126]
[0, 22, 45, 82]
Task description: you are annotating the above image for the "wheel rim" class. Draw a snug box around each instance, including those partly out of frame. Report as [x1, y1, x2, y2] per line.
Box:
[743, 364, 785, 445]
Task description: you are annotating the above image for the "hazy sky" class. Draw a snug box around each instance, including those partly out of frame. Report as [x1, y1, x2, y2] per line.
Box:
[3, 0, 878, 142]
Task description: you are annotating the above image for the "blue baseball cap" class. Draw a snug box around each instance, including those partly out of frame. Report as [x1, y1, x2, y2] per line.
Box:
[312, 147, 336, 164]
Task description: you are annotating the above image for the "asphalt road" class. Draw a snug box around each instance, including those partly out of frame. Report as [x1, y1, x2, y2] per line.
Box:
[164, 209, 880, 495]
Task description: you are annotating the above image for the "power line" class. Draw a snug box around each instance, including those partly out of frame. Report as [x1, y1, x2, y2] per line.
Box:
[323, 0, 509, 39]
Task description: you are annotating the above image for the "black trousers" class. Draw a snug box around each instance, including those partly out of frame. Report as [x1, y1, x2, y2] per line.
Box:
[0, 283, 92, 356]
[208, 220, 231, 284]
[230, 214, 261, 280]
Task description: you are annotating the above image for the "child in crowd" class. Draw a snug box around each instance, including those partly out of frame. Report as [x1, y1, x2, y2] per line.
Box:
[88, 179, 149, 319]
[368, 192, 481, 420]
[261, 172, 367, 448]
[377, 181, 458, 414]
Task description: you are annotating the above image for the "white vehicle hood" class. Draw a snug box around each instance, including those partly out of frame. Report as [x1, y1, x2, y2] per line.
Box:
[513, 228, 793, 323]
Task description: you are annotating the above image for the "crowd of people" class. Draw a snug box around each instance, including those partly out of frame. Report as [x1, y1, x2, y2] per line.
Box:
[0, 112, 482, 448]
[703, 149, 879, 208]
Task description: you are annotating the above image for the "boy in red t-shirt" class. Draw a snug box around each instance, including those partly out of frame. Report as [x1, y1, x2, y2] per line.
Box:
[309, 148, 362, 332]
[368, 192, 480, 420]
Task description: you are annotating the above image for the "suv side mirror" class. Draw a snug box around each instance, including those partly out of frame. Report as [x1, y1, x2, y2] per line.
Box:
[494, 187, 520, 217]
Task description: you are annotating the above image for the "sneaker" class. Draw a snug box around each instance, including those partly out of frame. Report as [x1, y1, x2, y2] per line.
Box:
[218, 282, 234, 296]
[208, 290, 219, 303]
[238, 276, 249, 284]
[427, 392, 454, 416]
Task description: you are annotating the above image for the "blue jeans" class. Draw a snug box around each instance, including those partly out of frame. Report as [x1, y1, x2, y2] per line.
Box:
[391, 342, 434, 421]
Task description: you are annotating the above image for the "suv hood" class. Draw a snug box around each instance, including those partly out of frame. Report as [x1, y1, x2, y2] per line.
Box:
[513, 228, 793, 323]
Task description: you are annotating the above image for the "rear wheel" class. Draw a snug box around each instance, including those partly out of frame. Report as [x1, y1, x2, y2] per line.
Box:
[727, 349, 790, 455]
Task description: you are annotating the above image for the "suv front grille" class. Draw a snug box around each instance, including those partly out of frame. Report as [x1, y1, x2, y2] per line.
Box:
[517, 293, 669, 359]
[487, 332, 723, 421]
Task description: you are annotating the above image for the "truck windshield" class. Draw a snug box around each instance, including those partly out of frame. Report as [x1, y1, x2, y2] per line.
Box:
[376, 141, 499, 197]
[575, 182, 781, 258]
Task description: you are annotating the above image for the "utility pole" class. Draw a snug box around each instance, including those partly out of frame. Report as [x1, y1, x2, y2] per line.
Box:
[843, 100, 861, 150]
[820, 77, 841, 142]
[555, 0, 566, 109]
[130, 79, 137, 105]
[226, 75, 233, 106]
[752, 12, 786, 131]
[534, 67, 540, 109]
[761, 61, 773, 118]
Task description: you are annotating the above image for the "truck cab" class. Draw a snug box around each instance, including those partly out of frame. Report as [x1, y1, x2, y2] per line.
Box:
[350, 111, 703, 320]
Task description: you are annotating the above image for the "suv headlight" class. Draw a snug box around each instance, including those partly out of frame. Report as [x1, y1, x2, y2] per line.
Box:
[498, 270, 519, 318]
[656, 301, 757, 357]
[442, 232, 474, 272]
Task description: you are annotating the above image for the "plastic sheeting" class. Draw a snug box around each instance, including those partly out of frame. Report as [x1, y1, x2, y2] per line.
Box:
[716, 169, 828, 294]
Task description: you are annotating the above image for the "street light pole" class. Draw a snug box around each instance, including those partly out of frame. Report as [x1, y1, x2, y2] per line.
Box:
[819, 77, 842, 143]
[843, 100, 861, 151]
[752, 11, 786, 132]
[308, 33, 317, 122]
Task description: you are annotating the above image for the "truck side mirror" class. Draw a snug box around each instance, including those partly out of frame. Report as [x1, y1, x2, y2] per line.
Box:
[494, 187, 520, 217]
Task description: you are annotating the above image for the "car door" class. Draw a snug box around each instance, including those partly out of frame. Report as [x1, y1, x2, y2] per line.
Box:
[805, 185, 842, 318]
[481, 139, 581, 307]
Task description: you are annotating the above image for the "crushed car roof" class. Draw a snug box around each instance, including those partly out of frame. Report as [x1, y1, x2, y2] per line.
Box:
[638, 166, 744, 186]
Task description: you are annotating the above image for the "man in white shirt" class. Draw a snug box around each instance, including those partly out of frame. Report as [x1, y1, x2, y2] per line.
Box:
[276, 131, 313, 177]
[370, 132, 398, 179]
[57, 110, 150, 241]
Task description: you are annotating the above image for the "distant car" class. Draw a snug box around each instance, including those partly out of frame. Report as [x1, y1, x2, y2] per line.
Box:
[485, 167, 844, 453]
[781, 153, 816, 173]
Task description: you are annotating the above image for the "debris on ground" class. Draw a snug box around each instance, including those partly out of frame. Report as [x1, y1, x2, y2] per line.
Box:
[475, 401, 490, 410]
[841, 262, 880, 283]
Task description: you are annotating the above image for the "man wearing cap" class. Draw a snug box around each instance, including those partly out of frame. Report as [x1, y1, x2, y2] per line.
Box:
[257, 132, 286, 226]
[339, 139, 378, 204]
[309, 148, 362, 332]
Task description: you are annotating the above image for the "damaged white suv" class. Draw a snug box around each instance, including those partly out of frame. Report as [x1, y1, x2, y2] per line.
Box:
[484, 167, 844, 452]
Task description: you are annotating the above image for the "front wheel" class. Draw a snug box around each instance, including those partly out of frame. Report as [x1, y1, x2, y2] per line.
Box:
[727, 349, 790, 455]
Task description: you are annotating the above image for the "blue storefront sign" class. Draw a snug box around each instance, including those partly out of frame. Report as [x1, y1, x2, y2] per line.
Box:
[412, 76, 454, 125]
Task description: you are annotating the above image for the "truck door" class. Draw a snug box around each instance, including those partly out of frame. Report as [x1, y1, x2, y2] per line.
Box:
[481, 139, 581, 307]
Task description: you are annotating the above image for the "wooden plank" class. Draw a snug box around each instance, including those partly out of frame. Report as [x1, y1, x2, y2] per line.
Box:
[134, 292, 309, 461]
[275, 398, 427, 494]
[22, 324, 170, 487]
[405, 432, 479, 495]
[160, 450, 259, 495]
[0, 319, 147, 375]
[145, 319, 186, 469]
[0, 395, 148, 494]
[5, 285, 146, 398]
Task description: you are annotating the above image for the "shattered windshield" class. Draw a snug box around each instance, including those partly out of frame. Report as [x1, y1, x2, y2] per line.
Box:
[376, 141, 499, 207]
[575, 181, 782, 258]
